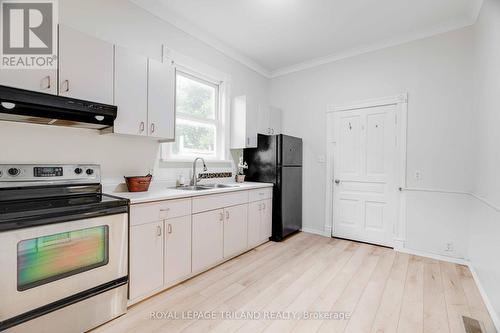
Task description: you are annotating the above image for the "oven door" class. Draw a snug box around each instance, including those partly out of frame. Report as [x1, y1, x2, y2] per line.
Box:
[0, 213, 127, 322]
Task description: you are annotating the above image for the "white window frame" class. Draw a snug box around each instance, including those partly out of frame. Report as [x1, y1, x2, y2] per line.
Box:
[161, 62, 230, 163]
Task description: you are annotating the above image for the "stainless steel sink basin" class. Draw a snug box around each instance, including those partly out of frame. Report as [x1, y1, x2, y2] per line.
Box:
[201, 184, 239, 189]
[175, 186, 210, 191]
[173, 184, 240, 191]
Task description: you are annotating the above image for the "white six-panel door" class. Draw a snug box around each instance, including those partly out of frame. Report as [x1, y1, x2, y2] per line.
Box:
[332, 105, 398, 247]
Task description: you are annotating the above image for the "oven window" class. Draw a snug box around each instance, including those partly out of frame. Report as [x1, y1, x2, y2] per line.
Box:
[17, 226, 109, 291]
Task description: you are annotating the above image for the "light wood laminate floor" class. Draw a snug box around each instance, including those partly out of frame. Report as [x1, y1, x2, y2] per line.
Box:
[94, 232, 496, 333]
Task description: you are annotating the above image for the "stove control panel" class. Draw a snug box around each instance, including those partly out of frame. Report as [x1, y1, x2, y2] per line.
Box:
[0, 164, 101, 187]
[34, 167, 63, 177]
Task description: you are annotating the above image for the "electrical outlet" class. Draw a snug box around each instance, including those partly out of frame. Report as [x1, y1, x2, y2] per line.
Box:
[415, 171, 422, 181]
[445, 242, 454, 252]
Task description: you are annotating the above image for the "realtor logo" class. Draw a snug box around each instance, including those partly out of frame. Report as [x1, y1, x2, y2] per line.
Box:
[1, 0, 57, 69]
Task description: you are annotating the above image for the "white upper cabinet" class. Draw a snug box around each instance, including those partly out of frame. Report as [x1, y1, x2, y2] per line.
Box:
[231, 95, 258, 148]
[147, 59, 175, 140]
[58, 25, 114, 104]
[258, 105, 282, 135]
[0, 69, 56, 95]
[113, 46, 148, 136]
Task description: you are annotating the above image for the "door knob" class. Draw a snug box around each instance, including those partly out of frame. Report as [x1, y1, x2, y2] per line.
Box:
[334, 179, 341, 184]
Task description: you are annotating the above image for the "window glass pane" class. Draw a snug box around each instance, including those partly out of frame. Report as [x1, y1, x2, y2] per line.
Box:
[172, 119, 216, 157]
[17, 226, 109, 291]
[176, 73, 217, 120]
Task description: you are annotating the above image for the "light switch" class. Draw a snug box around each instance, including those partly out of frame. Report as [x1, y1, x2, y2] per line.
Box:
[317, 155, 326, 163]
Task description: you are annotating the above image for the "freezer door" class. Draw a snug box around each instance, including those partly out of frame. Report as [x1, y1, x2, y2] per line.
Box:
[279, 135, 303, 166]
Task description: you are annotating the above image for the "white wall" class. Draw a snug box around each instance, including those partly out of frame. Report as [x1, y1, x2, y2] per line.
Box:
[468, 0, 500, 325]
[0, 0, 268, 184]
[270, 28, 475, 255]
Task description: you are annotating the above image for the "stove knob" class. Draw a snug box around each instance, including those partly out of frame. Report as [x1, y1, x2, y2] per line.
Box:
[86, 169, 94, 176]
[8, 168, 20, 176]
[74, 168, 83, 175]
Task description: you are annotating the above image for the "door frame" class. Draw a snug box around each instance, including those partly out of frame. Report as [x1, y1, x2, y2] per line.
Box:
[325, 94, 408, 248]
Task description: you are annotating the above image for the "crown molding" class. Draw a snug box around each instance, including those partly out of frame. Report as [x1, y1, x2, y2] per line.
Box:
[270, 16, 478, 78]
[130, 0, 272, 78]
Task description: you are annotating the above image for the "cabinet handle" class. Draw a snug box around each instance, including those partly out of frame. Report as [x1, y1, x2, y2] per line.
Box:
[247, 137, 250, 145]
[151, 123, 155, 134]
[226, 211, 229, 220]
[258, 203, 262, 211]
[44, 76, 51, 89]
[156, 225, 162, 236]
[167, 224, 172, 234]
[140, 122, 145, 132]
[63, 80, 70, 92]
[219, 212, 224, 221]
[160, 208, 170, 212]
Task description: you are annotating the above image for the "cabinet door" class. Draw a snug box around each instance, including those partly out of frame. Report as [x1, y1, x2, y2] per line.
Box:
[129, 222, 164, 300]
[114, 46, 148, 136]
[192, 209, 224, 272]
[223, 204, 248, 257]
[260, 199, 273, 241]
[147, 59, 175, 140]
[0, 69, 56, 94]
[269, 107, 282, 135]
[58, 25, 114, 104]
[247, 201, 262, 248]
[164, 216, 191, 286]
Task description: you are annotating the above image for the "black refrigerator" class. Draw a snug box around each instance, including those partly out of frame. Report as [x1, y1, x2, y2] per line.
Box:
[244, 134, 302, 241]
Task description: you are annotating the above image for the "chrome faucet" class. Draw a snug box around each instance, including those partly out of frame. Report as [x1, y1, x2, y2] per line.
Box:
[190, 157, 207, 186]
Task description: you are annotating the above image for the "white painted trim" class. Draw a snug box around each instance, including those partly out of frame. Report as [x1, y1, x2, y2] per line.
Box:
[271, 18, 477, 78]
[401, 187, 470, 195]
[300, 227, 331, 238]
[468, 264, 500, 332]
[325, 94, 408, 247]
[396, 247, 468, 265]
[130, 0, 271, 78]
[471, 193, 500, 213]
[402, 187, 500, 213]
[327, 94, 408, 113]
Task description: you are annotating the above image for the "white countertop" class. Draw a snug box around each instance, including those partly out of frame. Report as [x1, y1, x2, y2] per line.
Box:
[107, 181, 273, 204]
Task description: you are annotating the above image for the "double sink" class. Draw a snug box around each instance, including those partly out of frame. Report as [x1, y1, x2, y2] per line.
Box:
[174, 184, 240, 191]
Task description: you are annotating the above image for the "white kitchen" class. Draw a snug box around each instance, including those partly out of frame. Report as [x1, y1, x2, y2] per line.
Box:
[0, 0, 499, 332]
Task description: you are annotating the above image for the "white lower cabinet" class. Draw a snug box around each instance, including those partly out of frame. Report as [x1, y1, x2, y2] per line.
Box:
[261, 199, 273, 241]
[164, 216, 192, 286]
[223, 204, 248, 258]
[247, 198, 273, 246]
[129, 187, 273, 304]
[192, 209, 224, 272]
[247, 201, 262, 248]
[129, 221, 164, 300]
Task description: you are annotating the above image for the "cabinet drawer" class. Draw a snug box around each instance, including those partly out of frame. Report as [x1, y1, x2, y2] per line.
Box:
[192, 191, 249, 214]
[248, 188, 273, 202]
[130, 199, 191, 226]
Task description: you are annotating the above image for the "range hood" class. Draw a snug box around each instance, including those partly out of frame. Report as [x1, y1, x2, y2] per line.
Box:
[0, 85, 117, 130]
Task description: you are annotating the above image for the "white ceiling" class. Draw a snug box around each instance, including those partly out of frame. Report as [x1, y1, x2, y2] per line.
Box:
[132, 0, 483, 77]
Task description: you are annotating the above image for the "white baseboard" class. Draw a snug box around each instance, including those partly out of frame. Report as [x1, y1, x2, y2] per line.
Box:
[395, 247, 468, 265]
[467, 264, 500, 332]
[300, 227, 331, 237]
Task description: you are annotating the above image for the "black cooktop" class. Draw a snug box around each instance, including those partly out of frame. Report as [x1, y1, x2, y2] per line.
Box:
[0, 190, 129, 232]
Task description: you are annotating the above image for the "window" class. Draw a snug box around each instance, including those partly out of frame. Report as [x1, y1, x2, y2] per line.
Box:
[163, 70, 225, 160]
